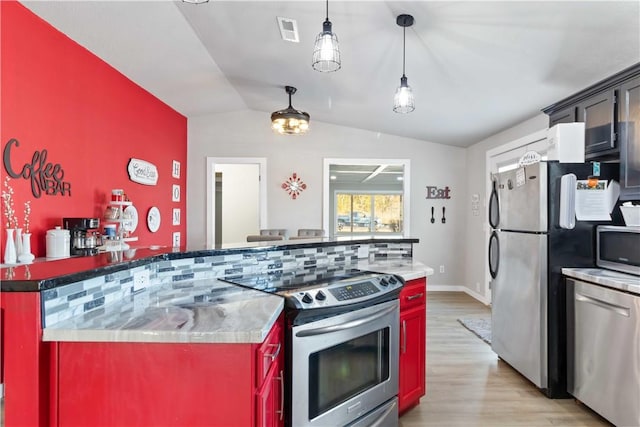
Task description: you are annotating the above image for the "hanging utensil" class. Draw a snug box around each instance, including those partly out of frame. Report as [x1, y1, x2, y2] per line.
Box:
[442, 206, 446, 223]
[430, 207, 435, 223]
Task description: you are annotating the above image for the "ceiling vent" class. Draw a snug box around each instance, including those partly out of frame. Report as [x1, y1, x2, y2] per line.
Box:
[277, 17, 300, 43]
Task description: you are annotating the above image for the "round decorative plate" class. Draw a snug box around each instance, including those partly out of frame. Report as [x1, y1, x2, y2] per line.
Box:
[123, 205, 139, 233]
[147, 207, 161, 233]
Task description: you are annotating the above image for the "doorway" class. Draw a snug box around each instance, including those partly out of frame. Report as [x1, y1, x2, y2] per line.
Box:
[206, 157, 267, 247]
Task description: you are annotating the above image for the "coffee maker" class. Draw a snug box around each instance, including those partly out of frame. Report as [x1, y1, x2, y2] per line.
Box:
[63, 217, 100, 256]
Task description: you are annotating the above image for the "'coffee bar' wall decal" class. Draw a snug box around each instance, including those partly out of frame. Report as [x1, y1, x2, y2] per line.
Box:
[3, 138, 72, 198]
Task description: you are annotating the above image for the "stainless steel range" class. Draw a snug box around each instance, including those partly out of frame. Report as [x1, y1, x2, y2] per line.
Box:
[222, 267, 403, 427]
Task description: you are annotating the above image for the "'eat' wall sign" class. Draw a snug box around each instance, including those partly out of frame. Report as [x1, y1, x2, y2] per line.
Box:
[425, 185, 451, 199]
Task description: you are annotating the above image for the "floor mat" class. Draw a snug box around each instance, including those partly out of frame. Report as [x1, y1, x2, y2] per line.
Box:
[457, 318, 491, 345]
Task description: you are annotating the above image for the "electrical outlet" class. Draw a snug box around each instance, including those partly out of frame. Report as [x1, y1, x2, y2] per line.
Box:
[439, 265, 445, 273]
[133, 270, 150, 292]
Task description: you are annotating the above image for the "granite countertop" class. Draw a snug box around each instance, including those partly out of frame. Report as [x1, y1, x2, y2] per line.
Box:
[562, 268, 640, 296]
[357, 259, 434, 281]
[42, 278, 284, 344]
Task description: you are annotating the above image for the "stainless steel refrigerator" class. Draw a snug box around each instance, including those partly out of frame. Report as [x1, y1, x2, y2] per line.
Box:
[488, 161, 622, 398]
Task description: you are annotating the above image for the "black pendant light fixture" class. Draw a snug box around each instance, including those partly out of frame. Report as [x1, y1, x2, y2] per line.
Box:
[271, 86, 310, 135]
[312, 0, 341, 72]
[393, 14, 415, 114]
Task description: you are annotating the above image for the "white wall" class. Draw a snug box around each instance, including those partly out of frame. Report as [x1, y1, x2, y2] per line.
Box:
[187, 109, 466, 287]
[462, 113, 549, 303]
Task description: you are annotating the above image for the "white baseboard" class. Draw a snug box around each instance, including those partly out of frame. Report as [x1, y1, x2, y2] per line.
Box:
[427, 284, 490, 306]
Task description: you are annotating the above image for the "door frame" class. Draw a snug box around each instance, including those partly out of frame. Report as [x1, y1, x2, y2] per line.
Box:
[206, 157, 267, 247]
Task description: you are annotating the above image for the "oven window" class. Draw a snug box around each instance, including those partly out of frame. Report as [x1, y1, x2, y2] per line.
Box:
[308, 328, 390, 419]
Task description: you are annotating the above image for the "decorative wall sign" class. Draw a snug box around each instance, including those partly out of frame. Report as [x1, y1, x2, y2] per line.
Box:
[172, 231, 181, 248]
[425, 185, 451, 199]
[172, 160, 181, 179]
[3, 138, 71, 198]
[282, 172, 307, 199]
[172, 184, 180, 202]
[172, 208, 181, 226]
[127, 158, 158, 186]
[147, 206, 161, 232]
[518, 151, 541, 167]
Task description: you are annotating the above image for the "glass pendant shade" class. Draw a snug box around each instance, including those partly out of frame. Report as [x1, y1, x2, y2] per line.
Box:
[312, 20, 341, 72]
[393, 76, 415, 114]
[394, 14, 415, 114]
[271, 86, 310, 135]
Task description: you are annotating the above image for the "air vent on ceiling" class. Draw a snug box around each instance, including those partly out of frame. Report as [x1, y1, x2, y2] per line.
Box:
[277, 16, 299, 43]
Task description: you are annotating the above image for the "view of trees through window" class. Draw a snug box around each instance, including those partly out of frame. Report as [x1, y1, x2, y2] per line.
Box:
[335, 193, 403, 234]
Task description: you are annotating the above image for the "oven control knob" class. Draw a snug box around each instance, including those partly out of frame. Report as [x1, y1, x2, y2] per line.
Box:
[389, 276, 398, 284]
[302, 293, 313, 304]
[380, 278, 389, 287]
[315, 291, 326, 301]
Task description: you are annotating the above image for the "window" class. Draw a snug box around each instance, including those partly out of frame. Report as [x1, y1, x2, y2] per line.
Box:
[323, 159, 410, 238]
[335, 192, 403, 235]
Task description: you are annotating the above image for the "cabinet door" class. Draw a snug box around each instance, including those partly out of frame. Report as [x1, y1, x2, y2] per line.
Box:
[619, 76, 640, 200]
[398, 304, 426, 414]
[549, 107, 576, 127]
[256, 316, 284, 427]
[256, 363, 284, 427]
[576, 89, 617, 157]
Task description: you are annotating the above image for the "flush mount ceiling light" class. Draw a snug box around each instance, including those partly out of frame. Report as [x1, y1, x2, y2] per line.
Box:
[181, 0, 209, 4]
[312, 0, 341, 72]
[393, 14, 415, 114]
[271, 86, 310, 135]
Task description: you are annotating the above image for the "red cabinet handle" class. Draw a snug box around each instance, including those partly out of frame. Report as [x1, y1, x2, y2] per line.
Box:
[264, 343, 281, 361]
[276, 370, 284, 421]
[406, 293, 424, 301]
[402, 319, 407, 354]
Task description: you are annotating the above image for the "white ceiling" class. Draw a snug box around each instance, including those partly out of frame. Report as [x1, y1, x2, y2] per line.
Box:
[22, 1, 640, 147]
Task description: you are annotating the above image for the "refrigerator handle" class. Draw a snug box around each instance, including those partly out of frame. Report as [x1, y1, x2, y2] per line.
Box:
[488, 231, 500, 279]
[489, 179, 500, 229]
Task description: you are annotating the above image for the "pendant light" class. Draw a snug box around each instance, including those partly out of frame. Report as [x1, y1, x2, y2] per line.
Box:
[393, 14, 415, 114]
[271, 86, 310, 135]
[312, 0, 341, 72]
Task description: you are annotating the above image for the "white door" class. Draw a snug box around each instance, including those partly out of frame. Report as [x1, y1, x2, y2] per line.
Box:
[206, 157, 267, 246]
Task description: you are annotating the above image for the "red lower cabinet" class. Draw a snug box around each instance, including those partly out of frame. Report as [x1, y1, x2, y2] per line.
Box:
[56, 314, 284, 427]
[398, 277, 426, 415]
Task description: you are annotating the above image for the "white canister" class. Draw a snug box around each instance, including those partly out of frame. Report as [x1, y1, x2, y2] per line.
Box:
[46, 226, 70, 259]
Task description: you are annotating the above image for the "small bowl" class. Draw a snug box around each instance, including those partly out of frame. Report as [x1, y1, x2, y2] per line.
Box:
[620, 205, 640, 227]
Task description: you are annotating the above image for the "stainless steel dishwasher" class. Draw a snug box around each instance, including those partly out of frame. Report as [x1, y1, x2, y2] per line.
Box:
[567, 278, 640, 427]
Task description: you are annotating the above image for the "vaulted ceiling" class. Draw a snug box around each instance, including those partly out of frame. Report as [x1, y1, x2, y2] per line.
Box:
[22, 1, 640, 147]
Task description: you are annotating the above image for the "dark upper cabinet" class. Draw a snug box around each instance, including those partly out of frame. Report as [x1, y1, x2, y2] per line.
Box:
[576, 89, 617, 157]
[543, 62, 640, 162]
[619, 75, 640, 201]
[549, 107, 576, 127]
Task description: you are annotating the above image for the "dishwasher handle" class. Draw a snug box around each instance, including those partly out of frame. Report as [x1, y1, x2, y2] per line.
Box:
[575, 292, 631, 317]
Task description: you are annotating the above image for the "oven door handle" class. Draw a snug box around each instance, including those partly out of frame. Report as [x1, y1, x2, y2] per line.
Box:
[295, 304, 396, 337]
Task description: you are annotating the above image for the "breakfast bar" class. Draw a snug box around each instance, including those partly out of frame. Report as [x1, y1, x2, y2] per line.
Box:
[1, 237, 430, 427]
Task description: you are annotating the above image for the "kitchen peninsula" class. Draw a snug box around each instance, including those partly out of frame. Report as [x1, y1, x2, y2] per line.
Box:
[1, 237, 432, 427]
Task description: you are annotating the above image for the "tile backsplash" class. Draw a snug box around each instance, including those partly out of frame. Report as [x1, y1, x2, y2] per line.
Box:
[41, 242, 412, 328]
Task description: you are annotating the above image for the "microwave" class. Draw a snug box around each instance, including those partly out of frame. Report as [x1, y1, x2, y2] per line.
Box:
[596, 226, 640, 276]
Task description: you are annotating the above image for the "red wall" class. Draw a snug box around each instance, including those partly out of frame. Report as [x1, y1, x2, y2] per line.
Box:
[1, 2, 187, 258]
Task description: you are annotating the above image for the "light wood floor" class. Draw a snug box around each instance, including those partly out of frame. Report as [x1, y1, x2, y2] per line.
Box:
[400, 291, 611, 427]
[0, 292, 611, 427]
